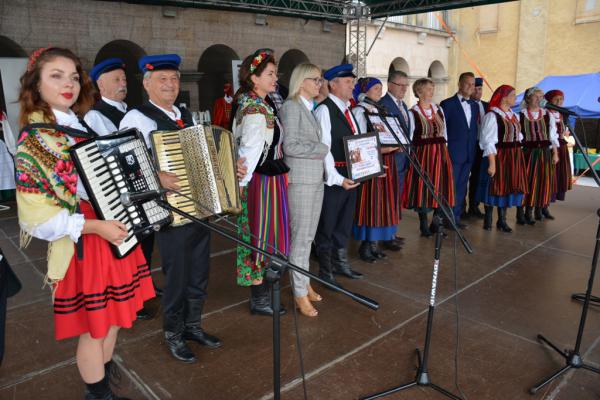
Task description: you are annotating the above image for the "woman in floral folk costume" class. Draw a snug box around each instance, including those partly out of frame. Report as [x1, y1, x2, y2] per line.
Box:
[233, 49, 290, 316]
[15, 47, 154, 399]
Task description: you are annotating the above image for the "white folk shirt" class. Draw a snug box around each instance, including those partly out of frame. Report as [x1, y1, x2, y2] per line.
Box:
[120, 100, 196, 148]
[83, 96, 128, 136]
[314, 94, 359, 187]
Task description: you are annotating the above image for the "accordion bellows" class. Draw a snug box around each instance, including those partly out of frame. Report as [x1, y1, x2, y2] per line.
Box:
[151, 124, 241, 226]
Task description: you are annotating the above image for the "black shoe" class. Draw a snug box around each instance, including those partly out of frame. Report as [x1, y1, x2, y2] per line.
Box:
[184, 327, 221, 349]
[483, 206, 493, 231]
[164, 331, 196, 363]
[381, 239, 402, 251]
[516, 206, 526, 225]
[496, 207, 513, 233]
[525, 206, 536, 225]
[534, 207, 543, 221]
[318, 272, 340, 289]
[136, 308, 153, 321]
[419, 212, 432, 237]
[332, 248, 363, 279]
[104, 360, 122, 390]
[369, 242, 387, 259]
[358, 241, 376, 263]
[455, 222, 468, 230]
[394, 236, 406, 244]
[183, 299, 221, 348]
[249, 282, 286, 316]
[153, 283, 163, 297]
[542, 207, 555, 220]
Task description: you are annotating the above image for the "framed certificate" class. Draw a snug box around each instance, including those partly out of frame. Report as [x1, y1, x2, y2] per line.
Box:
[343, 133, 384, 183]
[366, 113, 402, 146]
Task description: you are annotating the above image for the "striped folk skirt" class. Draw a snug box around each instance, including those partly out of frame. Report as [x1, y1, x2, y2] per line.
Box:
[236, 172, 290, 286]
[352, 153, 399, 241]
[403, 143, 455, 212]
[554, 140, 573, 201]
[475, 153, 526, 208]
[53, 201, 155, 340]
[523, 146, 556, 208]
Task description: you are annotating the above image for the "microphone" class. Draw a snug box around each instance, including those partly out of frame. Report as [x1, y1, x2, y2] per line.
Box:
[539, 99, 578, 116]
[357, 93, 388, 114]
[120, 188, 169, 207]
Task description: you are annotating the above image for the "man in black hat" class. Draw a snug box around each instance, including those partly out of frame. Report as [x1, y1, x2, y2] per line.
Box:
[466, 77, 488, 218]
[314, 64, 363, 287]
[120, 54, 220, 364]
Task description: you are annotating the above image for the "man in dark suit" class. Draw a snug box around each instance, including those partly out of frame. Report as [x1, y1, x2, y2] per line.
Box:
[466, 77, 489, 218]
[440, 72, 479, 229]
[378, 70, 410, 249]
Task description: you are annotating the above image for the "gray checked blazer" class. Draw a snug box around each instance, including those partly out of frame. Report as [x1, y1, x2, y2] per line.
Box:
[280, 97, 329, 185]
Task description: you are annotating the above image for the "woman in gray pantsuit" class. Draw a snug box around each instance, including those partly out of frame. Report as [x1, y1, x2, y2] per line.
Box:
[280, 63, 329, 317]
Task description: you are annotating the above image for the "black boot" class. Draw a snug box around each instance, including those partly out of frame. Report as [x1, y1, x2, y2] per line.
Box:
[418, 212, 432, 237]
[332, 248, 363, 279]
[369, 241, 387, 260]
[381, 239, 402, 251]
[249, 281, 287, 316]
[317, 247, 339, 287]
[496, 207, 513, 233]
[358, 241, 376, 263]
[104, 360, 121, 391]
[468, 204, 485, 219]
[483, 205, 493, 231]
[164, 312, 196, 363]
[85, 375, 131, 400]
[516, 206, 526, 225]
[534, 207, 543, 221]
[525, 206, 536, 225]
[183, 299, 221, 348]
[542, 206, 555, 220]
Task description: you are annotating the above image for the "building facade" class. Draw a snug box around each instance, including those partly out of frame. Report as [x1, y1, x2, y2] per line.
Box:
[0, 0, 346, 113]
[448, 0, 600, 99]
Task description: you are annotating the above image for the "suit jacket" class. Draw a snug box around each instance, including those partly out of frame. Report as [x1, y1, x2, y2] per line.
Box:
[280, 98, 329, 185]
[440, 94, 479, 164]
[379, 93, 411, 136]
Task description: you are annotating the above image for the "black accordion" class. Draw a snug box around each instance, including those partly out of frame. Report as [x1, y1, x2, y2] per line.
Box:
[70, 129, 172, 258]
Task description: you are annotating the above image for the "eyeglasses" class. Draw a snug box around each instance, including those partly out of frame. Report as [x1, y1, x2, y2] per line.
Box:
[306, 77, 325, 85]
[389, 81, 409, 88]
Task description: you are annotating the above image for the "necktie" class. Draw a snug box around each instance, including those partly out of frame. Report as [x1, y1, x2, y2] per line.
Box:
[398, 101, 409, 124]
[461, 97, 468, 102]
[344, 109, 356, 134]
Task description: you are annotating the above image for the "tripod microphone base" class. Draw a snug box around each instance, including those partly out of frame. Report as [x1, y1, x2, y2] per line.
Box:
[360, 349, 463, 400]
[529, 334, 600, 394]
[571, 293, 600, 306]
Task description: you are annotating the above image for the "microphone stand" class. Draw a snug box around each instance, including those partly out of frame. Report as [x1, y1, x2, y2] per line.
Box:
[529, 111, 600, 394]
[154, 200, 379, 400]
[360, 102, 472, 400]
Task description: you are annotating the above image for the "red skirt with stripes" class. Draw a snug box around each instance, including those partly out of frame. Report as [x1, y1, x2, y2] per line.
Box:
[354, 153, 400, 227]
[523, 147, 556, 208]
[403, 143, 455, 211]
[53, 201, 155, 340]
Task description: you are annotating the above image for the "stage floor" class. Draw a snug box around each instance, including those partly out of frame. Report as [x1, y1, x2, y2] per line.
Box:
[1, 186, 599, 400]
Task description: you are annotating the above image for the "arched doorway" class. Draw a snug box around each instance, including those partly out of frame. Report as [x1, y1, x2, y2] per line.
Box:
[197, 44, 239, 112]
[388, 57, 410, 76]
[427, 60, 447, 102]
[427, 60, 446, 80]
[95, 40, 146, 107]
[278, 49, 310, 90]
[0, 36, 26, 57]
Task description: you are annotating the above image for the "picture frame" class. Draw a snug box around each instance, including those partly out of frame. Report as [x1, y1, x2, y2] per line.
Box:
[343, 133, 384, 183]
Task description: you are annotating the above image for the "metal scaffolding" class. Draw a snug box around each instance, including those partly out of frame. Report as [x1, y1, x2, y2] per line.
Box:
[345, 1, 370, 77]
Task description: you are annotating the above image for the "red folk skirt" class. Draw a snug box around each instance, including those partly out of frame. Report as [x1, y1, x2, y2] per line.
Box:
[403, 142, 455, 211]
[53, 201, 155, 340]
